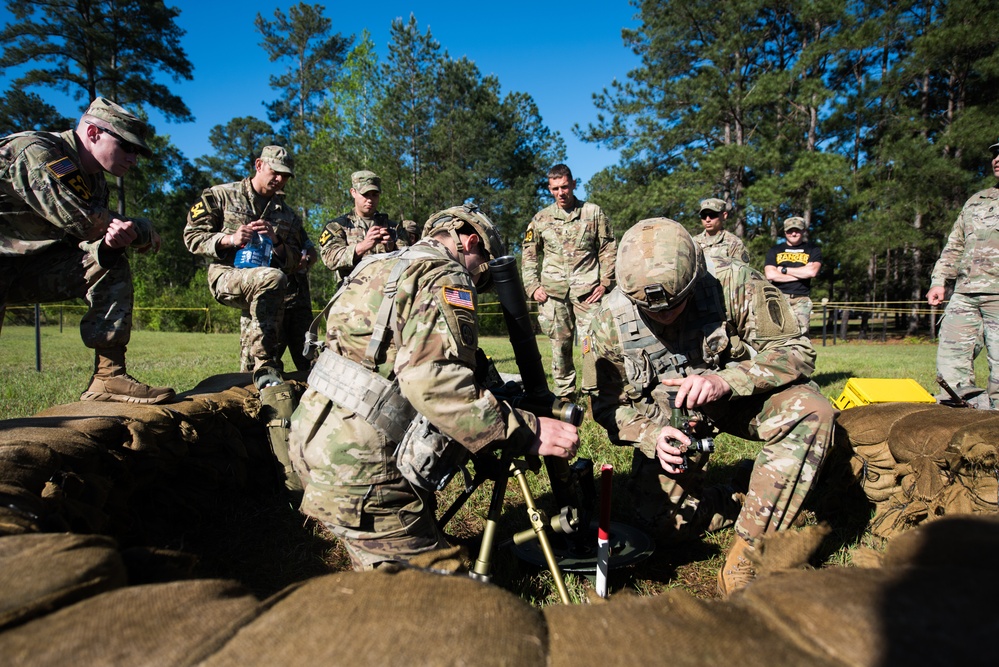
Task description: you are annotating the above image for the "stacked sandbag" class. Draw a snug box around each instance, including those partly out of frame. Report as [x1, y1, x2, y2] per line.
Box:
[3, 515, 999, 665]
[0, 373, 293, 542]
[838, 403, 999, 538]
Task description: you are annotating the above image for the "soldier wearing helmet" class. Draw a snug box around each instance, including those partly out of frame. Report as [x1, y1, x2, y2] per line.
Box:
[582, 218, 835, 596]
[289, 203, 579, 570]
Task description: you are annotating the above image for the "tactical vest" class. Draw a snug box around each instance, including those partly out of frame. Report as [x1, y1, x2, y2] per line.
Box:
[607, 276, 730, 398]
[305, 245, 469, 490]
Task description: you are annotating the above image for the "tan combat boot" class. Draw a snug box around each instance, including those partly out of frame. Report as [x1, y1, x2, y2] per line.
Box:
[717, 535, 756, 597]
[81, 347, 175, 404]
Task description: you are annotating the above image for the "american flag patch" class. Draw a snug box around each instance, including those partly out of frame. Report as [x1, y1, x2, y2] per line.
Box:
[46, 157, 78, 178]
[442, 286, 475, 310]
[582, 335, 592, 355]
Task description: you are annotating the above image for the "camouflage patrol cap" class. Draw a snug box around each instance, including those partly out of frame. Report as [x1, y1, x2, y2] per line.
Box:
[259, 145, 294, 176]
[351, 170, 381, 194]
[699, 198, 729, 214]
[617, 218, 703, 312]
[990, 138, 999, 154]
[783, 216, 807, 232]
[81, 98, 152, 158]
[423, 203, 506, 260]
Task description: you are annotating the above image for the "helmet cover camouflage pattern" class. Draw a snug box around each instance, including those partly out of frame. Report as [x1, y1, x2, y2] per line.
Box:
[423, 203, 506, 260]
[617, 217, 703, 312]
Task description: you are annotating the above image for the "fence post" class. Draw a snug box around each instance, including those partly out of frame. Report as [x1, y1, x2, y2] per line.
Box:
[821, 298, 829, 347]
[34, 303, 42, 372]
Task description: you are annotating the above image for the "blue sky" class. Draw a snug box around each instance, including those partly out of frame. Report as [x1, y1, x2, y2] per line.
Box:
[1, 1, 642, 194]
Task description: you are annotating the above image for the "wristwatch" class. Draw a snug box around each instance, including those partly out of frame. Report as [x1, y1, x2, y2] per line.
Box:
[780, 266, 788, 274]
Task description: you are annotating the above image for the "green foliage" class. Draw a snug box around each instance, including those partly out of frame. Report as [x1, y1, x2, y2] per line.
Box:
[0, 0, 193, 119]
[579, 0, 999, 306]
[0, 89, 73, 134]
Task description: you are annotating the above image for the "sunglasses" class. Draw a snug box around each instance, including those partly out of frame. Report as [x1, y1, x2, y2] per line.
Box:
[700, 211, 721, 219]
[99, 127, 142, 155]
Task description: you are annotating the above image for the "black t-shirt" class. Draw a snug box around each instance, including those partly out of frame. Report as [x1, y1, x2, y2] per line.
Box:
[765, 241, 821, 296]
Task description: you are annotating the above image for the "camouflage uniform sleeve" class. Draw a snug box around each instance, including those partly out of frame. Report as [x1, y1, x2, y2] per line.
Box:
[596, 206, 616, 288]
[395, 222, 411, 248]
[715, 272, 817, 397]
[521, 215, 542, 299]
[930, 208, 968, 288]
[318, 219, 358, 278]
[183, 188, 227, 259]
[582, 304, 662, 458]
[5, 138, 112, 242]
[395, 267, 538, 455]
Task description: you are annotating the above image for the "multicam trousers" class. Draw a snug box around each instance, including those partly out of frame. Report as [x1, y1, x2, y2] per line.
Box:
[633, 384, 837, 540]
[0, 244, 132, 349]
[787, 295, 813, 336]
[537, 295, 597, 399]
[289, 388, 450, 571]
[211, 266, 287, 371]
[936, 292, 999, 408]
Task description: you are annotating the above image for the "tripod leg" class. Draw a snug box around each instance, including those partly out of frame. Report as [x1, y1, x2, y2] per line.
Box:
[470, 472, 509, 583]
[511, 463, 572, 604]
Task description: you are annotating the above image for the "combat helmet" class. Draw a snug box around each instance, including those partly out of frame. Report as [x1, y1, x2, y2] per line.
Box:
[423, 203, 506, 288]
[617, 217, 703, 312]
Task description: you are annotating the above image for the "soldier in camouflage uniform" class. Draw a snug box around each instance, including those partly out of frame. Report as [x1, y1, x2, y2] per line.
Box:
[764, 217, 822, 335]
[184, 146, 305, 372]
[692, 197, 750, 263]
[522, 163, 615, 400]
[927, 138, 999, 408]
[318, 170, 410, 280]
[239, 228, 317, 372]
[0, 98, 174, 404]
[581, 218, 835, 595]
[289, 204, 579, 570]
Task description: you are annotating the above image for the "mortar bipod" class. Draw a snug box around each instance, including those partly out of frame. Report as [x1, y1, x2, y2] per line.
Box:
[438, 454, 585, 605]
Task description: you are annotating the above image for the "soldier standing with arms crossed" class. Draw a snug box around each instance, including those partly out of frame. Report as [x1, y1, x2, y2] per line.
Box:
[0, 98, 173, 404]
[522, 164, 615, 402]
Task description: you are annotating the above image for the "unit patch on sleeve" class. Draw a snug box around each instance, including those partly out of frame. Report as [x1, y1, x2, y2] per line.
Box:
[47, 157, 91, 200]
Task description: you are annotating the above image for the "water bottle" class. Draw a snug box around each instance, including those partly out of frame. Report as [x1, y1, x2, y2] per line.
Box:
[234, 233, 274, 268]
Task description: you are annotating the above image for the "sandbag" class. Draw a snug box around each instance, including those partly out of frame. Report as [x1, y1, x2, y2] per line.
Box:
[888, 407, 994, 464]
[0, 533, 126, 630]
[0, 579, 261, 667]
[947, 414, 999, 469]
[35, 402, 181, 454]
[835, 402, 940, 446]
[737, 562, 999, 666]
[202, 569, 547, 667]
[544, 587, 841, 667]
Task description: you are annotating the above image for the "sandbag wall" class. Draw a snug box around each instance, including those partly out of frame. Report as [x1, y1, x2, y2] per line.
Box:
[0, 374, 285, 541]
[837, 402, 999, 538]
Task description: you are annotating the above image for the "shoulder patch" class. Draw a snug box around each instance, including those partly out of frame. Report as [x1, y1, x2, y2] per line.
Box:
[442, 286, 475, 311]
[582, 335, 592, 355]
[524, 228, 534, 243]
[47, 157, 90, 200]
[319, 228, 333, 246]
[189, 191, 217, 221]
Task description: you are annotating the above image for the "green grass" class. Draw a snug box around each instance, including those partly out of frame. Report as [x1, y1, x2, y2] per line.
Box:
[1, 326, 990, 602]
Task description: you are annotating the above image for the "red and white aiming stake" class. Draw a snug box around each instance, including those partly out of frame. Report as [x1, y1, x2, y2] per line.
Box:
[596, 464, 613, 598]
